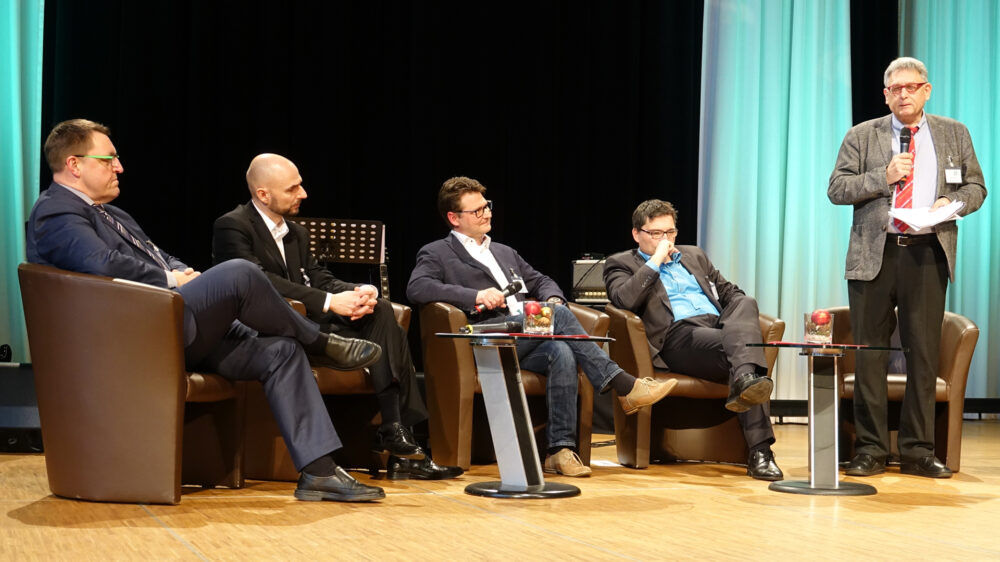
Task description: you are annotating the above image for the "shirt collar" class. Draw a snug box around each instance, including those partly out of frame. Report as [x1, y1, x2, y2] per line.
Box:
[252, 201, 288, 241]
[891, 113, 928, 135]
[637, 248, 682, 266]
[451, 229, 491, 251]
[57, 183, 96, 205]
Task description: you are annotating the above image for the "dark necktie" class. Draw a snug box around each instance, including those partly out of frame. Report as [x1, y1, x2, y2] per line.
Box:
[92, 204, 170, 270]
[893, 126, 919, 233]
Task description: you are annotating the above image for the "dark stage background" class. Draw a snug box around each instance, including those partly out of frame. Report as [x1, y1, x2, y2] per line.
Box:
[41, 0, 897, 368]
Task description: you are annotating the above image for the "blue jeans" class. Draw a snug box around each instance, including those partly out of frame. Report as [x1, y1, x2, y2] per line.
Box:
[506, 305, 623, 450]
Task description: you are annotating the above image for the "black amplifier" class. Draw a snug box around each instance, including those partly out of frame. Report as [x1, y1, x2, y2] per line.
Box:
[571, 259, 609, 304]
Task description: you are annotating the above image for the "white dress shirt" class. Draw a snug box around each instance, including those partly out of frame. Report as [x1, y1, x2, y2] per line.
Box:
[451, 230, 522, 315]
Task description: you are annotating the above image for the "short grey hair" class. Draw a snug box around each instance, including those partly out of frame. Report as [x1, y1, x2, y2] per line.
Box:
[884, 57, 928, 87]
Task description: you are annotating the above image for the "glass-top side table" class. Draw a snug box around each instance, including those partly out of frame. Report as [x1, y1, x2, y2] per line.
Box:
[748, 341, 905, 496]
[437, 332, 613, 499]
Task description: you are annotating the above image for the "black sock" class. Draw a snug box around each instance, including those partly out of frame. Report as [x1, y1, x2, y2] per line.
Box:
[302, 453, 338, 477]
[610, 371, 637, 395]
[306, 333, 329, 355]
[377, 386, 402, 427]
[750, 441, 772, 455]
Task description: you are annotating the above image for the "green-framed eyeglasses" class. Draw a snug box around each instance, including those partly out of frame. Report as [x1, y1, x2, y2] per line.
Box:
[74, 154, 122, 165]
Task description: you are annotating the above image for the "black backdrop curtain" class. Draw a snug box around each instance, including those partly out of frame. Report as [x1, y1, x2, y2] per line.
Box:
[41, 0, 895, 368]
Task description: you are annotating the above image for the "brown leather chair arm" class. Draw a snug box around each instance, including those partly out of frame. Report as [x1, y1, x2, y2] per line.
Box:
[939, 311, 978, 396]
[605, 304, 655, 380]
[758, 313, 785, 373]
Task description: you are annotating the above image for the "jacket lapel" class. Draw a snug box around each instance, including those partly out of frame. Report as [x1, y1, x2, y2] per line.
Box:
[447, 234, 502, 288]
[245, 203, 289, 278]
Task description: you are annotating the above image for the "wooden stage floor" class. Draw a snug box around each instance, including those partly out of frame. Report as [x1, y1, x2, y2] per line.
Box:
[2, 420, 999, 560]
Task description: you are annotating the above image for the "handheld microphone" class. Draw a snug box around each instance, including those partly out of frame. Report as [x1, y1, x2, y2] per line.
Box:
[469, 279, 524, 315]
[897, 127, 912, 190]
[458, 320, 523, 334]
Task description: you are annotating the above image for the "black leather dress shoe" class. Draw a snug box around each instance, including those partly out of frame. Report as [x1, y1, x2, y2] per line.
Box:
[725, 373, 773, 413]
[323, 333, 382, 370]
[373, 422, 426, 460]
[901, 455, 952, 478]
[747, 448, 783, 481]
[295, 466, 385, 502]
[844, 453, 886, 476]
[386, 456, 465, 480]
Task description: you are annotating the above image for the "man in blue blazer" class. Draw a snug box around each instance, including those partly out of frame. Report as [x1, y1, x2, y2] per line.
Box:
[407, 176, 676, 477]
[27, 119, 385, 502]
[829, 57, 987, 478]
[212, 153, 462, 480]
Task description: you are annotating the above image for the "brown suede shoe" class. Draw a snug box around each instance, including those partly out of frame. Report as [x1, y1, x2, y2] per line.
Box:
[619, 377, 678, 415]
[543, 448, 592, 477]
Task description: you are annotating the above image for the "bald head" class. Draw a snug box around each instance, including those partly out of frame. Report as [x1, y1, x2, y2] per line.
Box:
[246, 153, 307, 220]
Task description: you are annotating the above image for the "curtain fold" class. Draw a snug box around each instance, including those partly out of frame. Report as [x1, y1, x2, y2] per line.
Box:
[699, 0, 853, 399]
[1, 1, 44, 363]
[901, 0, 1000, 397]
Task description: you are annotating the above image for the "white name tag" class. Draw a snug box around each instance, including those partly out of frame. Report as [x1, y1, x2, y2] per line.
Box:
[945, 167, 962, 184]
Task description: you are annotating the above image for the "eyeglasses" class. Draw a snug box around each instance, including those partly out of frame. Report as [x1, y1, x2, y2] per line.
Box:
[639, 228, 678, 240]
[75, 154, 122, 166]
[885, 82, 927, 96]
[454, 200, 493, 218]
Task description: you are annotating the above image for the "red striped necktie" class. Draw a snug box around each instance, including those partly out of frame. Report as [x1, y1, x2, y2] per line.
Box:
[893, 126, 919, 233]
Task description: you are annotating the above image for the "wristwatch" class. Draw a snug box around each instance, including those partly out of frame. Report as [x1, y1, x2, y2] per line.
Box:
[546, 296, 565, 305]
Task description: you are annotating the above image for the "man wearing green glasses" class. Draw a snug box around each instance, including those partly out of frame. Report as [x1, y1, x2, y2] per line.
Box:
[829, 57, 986, 479]
[603, 199, 783, 481]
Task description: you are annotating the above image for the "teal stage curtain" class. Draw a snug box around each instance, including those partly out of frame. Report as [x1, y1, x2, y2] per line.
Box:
[1, 1, 44, 363]
[901, 0, 1000, 397]
[699, 0, 853, 399]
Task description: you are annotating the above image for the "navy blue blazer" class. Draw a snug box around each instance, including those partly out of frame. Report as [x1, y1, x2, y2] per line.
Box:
[26, 183, 185, 287]
[406, 233, 565, 321]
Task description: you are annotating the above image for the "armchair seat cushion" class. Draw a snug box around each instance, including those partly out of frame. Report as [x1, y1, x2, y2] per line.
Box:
[661, 372, 729, 399]
[313, 367, 374, 394]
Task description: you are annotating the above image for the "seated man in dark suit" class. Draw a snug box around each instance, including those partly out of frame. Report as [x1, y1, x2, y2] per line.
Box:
[212, 153, 461, 480]
[603, 199, 783, 480]
[27, 118, 385, 502]
[406, 176, 677, 477]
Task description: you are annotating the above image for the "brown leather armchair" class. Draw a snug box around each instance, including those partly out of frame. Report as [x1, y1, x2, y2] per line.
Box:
[419, 302, 608, 470]
[17, 263, 244, 505]
[605, 304, 784, 468]
[242, 301, 412, 481]
[827, 305, 978, 472]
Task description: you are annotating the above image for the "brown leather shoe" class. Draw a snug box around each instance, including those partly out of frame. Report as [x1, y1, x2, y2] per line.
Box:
[619, 377, 678, 415]
[543, 448, 592, 477]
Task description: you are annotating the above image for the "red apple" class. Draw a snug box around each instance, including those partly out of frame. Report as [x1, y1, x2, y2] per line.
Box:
[524, 301, 541, 316]
[811, 309, 831, 326]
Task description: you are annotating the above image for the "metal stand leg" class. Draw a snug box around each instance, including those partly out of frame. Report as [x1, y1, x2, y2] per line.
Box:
[769, 352, 875, 496]
[464, 341, 579, 499]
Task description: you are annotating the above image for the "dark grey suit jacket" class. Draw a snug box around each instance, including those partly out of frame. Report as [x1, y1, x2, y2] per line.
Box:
[212, 201, 358, 322]
[828, 114, 986, 282]
[603, 246, 744, 362]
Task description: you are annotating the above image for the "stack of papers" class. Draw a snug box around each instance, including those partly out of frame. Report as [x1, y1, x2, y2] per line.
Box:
[888, 201, 965, 231]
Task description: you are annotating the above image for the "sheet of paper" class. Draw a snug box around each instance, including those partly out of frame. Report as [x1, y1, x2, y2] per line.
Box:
[888, 200, 965, 231]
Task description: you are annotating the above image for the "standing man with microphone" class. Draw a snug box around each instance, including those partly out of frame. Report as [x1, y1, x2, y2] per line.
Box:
[407, 176, 676, 477]
[829, 57, 986, 478]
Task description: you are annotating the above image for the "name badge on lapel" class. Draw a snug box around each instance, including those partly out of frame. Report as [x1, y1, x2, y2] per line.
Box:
[945, 155, 962, 184]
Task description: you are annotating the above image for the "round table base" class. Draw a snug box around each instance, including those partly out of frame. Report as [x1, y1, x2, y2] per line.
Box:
[464, 481, 581, 499]
[768, 479, 876, 496]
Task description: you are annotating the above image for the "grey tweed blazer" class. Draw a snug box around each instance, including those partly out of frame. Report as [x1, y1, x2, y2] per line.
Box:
[828, 114, 986, 282]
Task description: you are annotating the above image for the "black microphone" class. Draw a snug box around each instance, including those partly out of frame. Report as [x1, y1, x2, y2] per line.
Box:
[897, 127, 912, 189]
[469, 279, 524, 315]
[458, 320, 523, 334]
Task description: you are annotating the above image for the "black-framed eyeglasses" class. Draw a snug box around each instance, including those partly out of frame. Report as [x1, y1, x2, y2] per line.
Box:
[639, 228, 678, 240]
[75, 154, 122, 166]
[885, 82, 927, 96]
[454, 200, 493, 218]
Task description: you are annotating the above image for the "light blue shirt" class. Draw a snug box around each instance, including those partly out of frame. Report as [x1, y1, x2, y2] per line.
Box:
[890, 113, 937, 233]
[638, 249, 719, 321]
